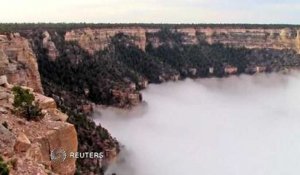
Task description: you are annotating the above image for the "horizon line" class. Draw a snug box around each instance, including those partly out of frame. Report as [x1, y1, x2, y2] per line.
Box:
[0, 22, 300, 26]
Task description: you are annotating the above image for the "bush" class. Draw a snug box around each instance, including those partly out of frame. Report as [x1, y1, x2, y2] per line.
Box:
[0, 156, 9, 175]
[12, 86, 43, 121]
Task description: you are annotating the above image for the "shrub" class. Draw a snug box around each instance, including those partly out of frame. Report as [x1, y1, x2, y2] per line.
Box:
[12, 86, 43, 121]
[0, 156, 9, 175]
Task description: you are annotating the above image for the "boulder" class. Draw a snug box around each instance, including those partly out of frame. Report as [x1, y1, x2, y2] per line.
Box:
[35, 93, 57, 109]
[47, 108, 68, 122]
[47, 124, 78, 175]
[14, 133, 31, 153]
[0, 75, 8, 86]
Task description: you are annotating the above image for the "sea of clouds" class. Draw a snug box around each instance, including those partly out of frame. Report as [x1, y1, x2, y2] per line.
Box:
[94, 72, 300, 175]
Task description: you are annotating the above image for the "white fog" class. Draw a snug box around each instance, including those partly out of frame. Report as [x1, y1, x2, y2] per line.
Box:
[94, 72, 300, 175]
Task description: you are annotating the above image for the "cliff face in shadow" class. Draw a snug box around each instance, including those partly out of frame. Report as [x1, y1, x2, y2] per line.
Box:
[28, 25, 300, 108]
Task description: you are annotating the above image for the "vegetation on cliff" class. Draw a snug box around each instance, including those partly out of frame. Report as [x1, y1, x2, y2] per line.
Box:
[25, 30, 119, 174]
[0, 156, 9, 175]
[6, 26, 300, 108]
[12, 86, 43, 121]
[5, 25, 299, 174]
[1, 23, 300, 33]
[60, 102, 119, 175]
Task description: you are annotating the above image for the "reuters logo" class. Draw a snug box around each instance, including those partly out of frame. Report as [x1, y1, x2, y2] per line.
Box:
[50, 148, 67, 163]
[50, 148, 104, 165]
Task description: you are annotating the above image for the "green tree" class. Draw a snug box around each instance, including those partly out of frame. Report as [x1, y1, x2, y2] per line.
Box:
[12, 86, 43, 121]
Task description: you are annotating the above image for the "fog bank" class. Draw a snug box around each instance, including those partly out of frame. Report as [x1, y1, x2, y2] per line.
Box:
[94, 72, 300, 175]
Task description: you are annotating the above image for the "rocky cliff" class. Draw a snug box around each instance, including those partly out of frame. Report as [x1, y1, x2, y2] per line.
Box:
[0, 24, 298, 175]
[23, 25, 296, 109]
[0, 32, 79, 175]
[0, 33, 43, 93]
[0, 30, 120, 175]
[0, 81, 78, 175]
[64, 26, 300, 54]
[42, 31, 59, 61]
[65, 27, 147, 54]
[195, 27, 300, 53]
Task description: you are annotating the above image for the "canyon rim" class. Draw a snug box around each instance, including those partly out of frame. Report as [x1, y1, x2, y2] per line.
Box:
[0, 22, 300, 174]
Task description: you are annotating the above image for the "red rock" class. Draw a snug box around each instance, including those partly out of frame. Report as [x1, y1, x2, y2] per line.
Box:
[14, 133, 31, 152]
[0, 34, 43, 93]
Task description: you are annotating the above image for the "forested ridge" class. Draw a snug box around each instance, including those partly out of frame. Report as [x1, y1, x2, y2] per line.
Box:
[1, 23, 300, 33]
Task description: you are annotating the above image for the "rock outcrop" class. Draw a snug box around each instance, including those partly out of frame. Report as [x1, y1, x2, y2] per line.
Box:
[64, 26, 300, 54]
[0, 84, 78, 175]
[195, 27, 300, 53]
[111, 89, 141, 107]
[0, 33, 43, 93]
[65, 27, 147, 54]
[42, 31, 59, 61]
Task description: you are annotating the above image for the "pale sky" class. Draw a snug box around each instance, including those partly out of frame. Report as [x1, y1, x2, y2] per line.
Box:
[0, 0, 299, 24]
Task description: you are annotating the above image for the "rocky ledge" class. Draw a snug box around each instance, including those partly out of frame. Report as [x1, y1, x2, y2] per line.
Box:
[0, 78, 78, 175]
[65, 26, 300, 55]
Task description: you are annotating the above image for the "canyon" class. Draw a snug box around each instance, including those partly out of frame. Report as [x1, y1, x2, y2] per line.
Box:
[0, 24, 300, 174]
[64, 26, 300, 55]
[46, 25, 300, 107]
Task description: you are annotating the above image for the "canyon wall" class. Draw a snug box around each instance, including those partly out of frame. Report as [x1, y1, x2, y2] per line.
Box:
[61, 26, 300, 107]
[195, 27, 300, 53]
[64, 27, 300, 54]
[0, 83, 78, 175]
[0, 33, 43, 93]
[0, 33, 78, 174]
[0, 25, 296, 174]
[65, 27, 147, 54]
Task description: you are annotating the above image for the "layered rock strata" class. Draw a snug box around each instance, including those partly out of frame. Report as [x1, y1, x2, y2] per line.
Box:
[0, 33, 43, 93]
[0, 83, 78, 175]
[64, 27, 300, 54]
